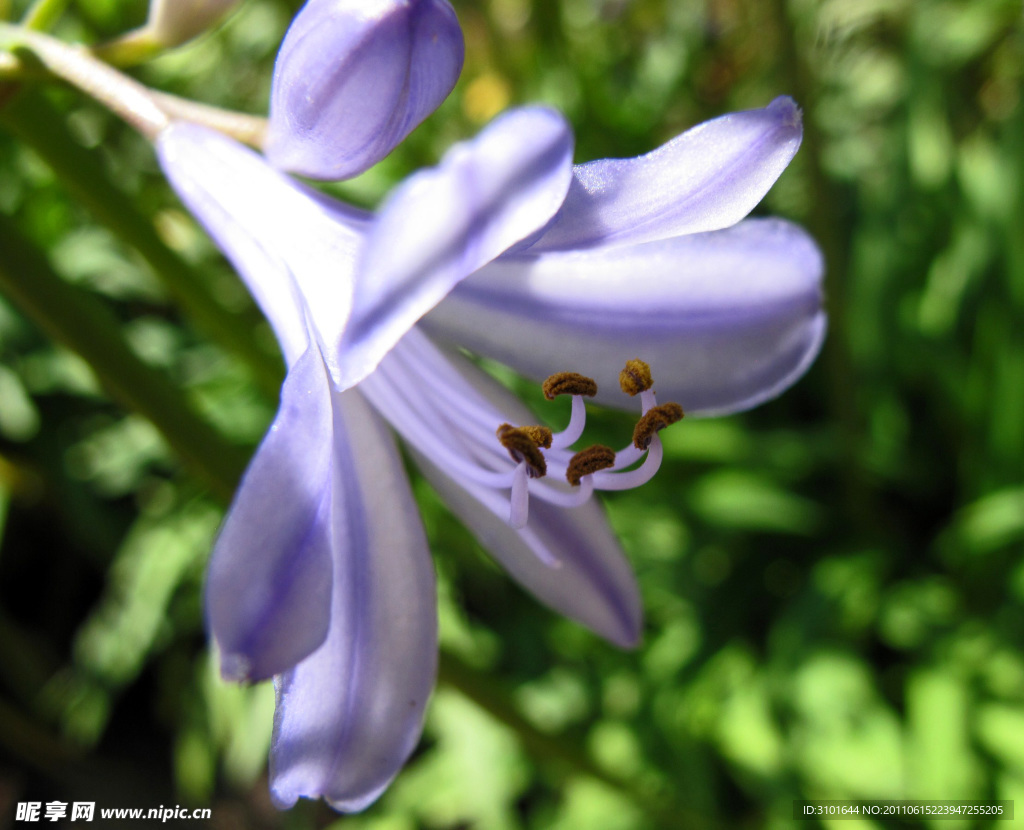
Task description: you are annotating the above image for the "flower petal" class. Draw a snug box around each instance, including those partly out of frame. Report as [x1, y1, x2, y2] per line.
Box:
[205, 346, 334, 682]
[361, 331, 642, 647]
[529, 96, 803, 252]
[266, 0, 464, 180]
[333, 106, 574, 391]
[270, 389, 437, 812]
[427, 218, 826, 416]
[157, 122, 368, 368]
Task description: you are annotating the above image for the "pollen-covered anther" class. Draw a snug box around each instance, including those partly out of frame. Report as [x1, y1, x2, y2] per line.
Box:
[632, 403, 685, 450]
[542, 371, 598, 400]
[566, 444, 616, 486]
[496, 423, 548, 478]
[619, 358, 653, 397]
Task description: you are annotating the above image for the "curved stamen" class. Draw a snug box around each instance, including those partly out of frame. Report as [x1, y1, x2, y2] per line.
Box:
[640, 388, 657, 415]
[509, 461, 530, 529]
[525, 475, 595, 509]
[593, 435, 664, 491]
[369, 337, 683, 543]
[566, 445, 617, 486]
[390, 337, 499, 431]
[608, 444, 645, 471]
[550, 394, 587, 449]
[363, 364, 516, 488]
[633, 403, 684, 450]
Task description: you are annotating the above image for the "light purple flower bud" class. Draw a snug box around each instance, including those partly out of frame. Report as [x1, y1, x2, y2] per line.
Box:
[146, 0, 240, 46]
[266, 0, 464, 181]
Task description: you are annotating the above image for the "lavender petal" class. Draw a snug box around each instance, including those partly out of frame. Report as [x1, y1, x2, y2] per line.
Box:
[205, 346, 334, 682]
[270, 389, 437, 812]
[266, 0, 464, 180]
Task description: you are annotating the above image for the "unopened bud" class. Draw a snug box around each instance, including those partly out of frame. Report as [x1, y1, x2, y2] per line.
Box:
[265, 0, 464, 181]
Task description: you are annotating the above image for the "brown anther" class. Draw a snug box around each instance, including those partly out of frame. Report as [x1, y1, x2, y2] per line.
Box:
[566, 444, 616, 486]
[520, 425, 553, 448]
[542, 371, 597, 400]
[632, 402, 684, 450]
[619, 358, 653, 396]
[496, 423, 552, 448]
[496, 424, 548, 478]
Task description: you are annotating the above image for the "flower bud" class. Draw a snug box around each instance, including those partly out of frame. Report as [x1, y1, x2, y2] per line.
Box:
[146, 0, 241, 46]
[265, 0, 464, 181]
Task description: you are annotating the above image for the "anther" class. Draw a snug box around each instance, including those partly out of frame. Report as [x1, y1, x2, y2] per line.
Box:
[632, 402, 684, 450]
[619, 358, 653, 397]
[542, 372, 597, 400]
[496, 424, 548, 478]
[566, 445, 617, 486]
[521, 425, 553, 448]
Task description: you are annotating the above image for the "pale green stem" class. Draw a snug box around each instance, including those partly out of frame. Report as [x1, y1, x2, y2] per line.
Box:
[0, 31, 268, 146]
[151, 90, 267, 148]
[20, 0, 68, 31]
[0, 24, 167, 135]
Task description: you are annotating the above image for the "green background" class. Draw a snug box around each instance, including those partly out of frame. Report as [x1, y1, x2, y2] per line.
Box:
[0, 0, 1022, 828]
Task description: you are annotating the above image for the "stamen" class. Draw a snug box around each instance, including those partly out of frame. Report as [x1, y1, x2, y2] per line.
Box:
[512, 424, 553, 448]
[550, 394, 587, 450]
[566, 444, 617, 486]
[509, 461, 530, 529]
[594, 435, 664, 491]
[633, 402, 684, 450]
[542, 371, 597, 400]
[496, 424, 547, 478]
[640, 388, 657, 415]
[619, 358, 653, 397]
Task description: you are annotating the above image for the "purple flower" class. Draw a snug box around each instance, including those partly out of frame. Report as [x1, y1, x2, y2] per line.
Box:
[156, 97, 823, 811]
[265, 0, 464, 180]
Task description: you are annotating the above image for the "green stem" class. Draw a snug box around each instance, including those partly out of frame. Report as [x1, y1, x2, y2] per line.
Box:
[0, 89, 283, 399]
[0, 214, 249, 502]
[767, 0, 877, 529]
[20, 0, 68, 31]
[150, 90, 267, 148]
[0, 23, 166, 135]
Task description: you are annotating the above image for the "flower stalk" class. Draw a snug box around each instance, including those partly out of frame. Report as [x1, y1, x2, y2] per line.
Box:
[0, 24, 167, 136]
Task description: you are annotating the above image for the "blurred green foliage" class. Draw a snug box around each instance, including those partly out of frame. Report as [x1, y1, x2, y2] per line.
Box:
[0, 0, 1022, 828]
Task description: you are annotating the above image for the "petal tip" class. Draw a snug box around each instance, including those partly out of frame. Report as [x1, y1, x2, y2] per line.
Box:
[268, 785, 298, 812]
[606, 614, 644, 650]
[219, 651, 253, 683]
[767, 95, 802, 131]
